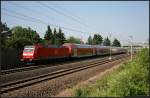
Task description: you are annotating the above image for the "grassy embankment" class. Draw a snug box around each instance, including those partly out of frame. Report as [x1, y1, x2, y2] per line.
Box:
[73, 48, 149, 97]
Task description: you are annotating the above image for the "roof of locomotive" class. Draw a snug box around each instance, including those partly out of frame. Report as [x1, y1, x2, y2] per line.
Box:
[24, 45, 35, 49]
[24, 44, 63, 49]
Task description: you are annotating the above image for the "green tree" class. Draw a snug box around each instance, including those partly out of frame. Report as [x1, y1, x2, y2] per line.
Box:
[57, 28, 66, 45]
[87, 36, 93, 45]
[67, 36, 82, 44]
[0, 21, 11, 49]
[103, 37, 110, 46]
[27, 27, 40, 43]
[44, 25, 53, 45]
[44, 27, 66, 45]
[0, 21, 10, 33]
[6, 26, 41, 49]
[51, 28, 57, 45]
[6, 37, 33, 49]
[112, 38, 121, 47]
[93, 34, 103, 45]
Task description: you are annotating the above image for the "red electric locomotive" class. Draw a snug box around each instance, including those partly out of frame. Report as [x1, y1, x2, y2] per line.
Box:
[21, 44, 70, 62]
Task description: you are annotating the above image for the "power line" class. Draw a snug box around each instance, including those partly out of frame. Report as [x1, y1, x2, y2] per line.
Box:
[2, 8, 91, 34]
[37, 1, 91, 29]
[49, 2, 97, 33]
[1, 16, 37, 31]
[53, 4, 88, 25]
[2, 12, 86, 36]
[50, 2, 89, 27]
[2, 12, 46, 26]
[9, 2, 56, 23]
[8, 2, 75, 30]
[2, 8, 48, 25]
[10, 2, 76, 28]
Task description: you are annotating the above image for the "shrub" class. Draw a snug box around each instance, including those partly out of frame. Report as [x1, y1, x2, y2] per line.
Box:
[73, 48, 149, 97]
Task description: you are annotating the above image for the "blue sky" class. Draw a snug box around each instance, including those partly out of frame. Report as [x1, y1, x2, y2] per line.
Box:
[1, 1, 149, 45]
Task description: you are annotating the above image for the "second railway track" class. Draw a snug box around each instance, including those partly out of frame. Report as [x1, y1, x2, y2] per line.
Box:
[1, 54, 128, 94]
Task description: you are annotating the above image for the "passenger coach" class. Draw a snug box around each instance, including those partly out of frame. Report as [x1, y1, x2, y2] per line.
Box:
[63, 43, 94, 57]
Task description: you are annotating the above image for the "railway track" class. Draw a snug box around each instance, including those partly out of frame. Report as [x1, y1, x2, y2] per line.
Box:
[1, 61, 81, 75]
[1, 54, 128, 94]
[1, 54, 119, 75]
[1, 65, 45, 75]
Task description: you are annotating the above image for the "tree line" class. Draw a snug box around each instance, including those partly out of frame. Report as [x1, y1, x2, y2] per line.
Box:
[0, 21, 121, 50]
[87, 34, 121, 47]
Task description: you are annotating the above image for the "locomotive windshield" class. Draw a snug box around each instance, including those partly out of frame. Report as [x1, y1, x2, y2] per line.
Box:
[23, 46, 35, 52]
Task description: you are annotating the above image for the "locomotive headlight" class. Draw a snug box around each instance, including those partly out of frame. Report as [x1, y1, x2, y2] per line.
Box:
[23, 53, 34, 56]
[23, 53, 27, 56]
[28, 53, 34, 56]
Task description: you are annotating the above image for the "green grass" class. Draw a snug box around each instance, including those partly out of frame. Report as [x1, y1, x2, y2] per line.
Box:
[73, 48, 149, 97]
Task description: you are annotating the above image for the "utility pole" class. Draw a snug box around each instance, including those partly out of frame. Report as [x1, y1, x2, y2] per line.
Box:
[80, 36, 84, 44]
[129, 36, 133, 61]
[109, 33, 112, 60]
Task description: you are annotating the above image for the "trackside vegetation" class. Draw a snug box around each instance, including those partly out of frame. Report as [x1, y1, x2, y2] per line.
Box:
[73, 48, 149, 97]
[1, 21, 122, 50]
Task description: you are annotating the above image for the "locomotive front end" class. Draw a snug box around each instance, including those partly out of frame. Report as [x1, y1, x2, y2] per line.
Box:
[21, 45, 36, 62]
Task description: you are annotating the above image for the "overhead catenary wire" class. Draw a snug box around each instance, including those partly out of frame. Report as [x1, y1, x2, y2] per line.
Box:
[2, 12, 86, 40]
[9, 2, 77, 29]
[2, 7, 92, 34]
[2, 8, 49, 25]
[9, 2, 56, 23]
[2, 19, 37, 31]
[48, 1, 98, 33]
[37, 1, 92, 30]
[50, 2, 91, 28]
[50, 1, 83, 21]
[3, 1, 97, 34]
[2, 12, 46, 30]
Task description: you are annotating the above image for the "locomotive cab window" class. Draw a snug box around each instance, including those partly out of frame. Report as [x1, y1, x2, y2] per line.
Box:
[23, 46, 35, 52]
